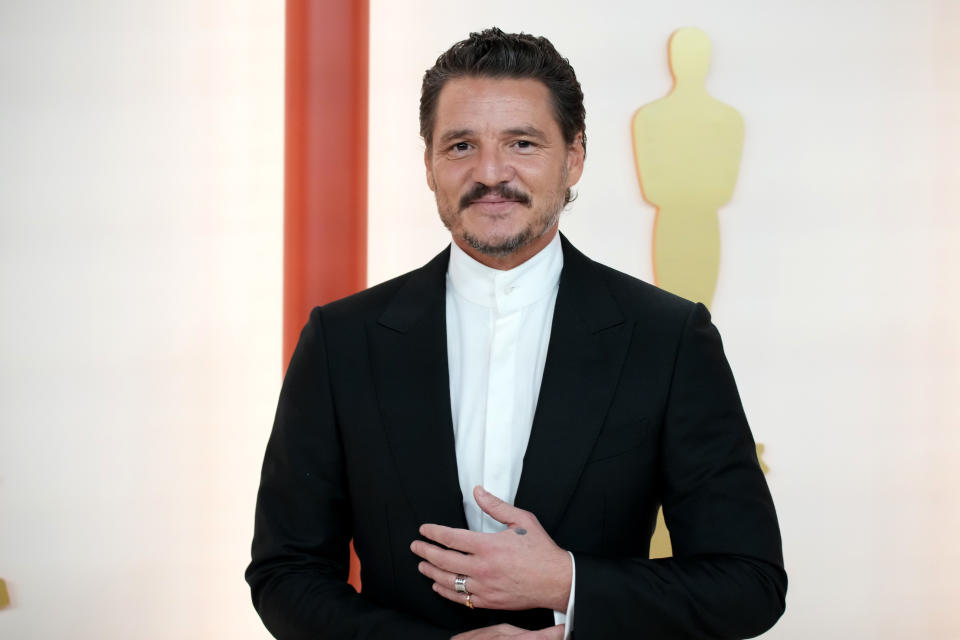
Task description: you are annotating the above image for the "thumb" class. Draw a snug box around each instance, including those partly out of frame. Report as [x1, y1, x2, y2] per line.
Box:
[473, 486, 522, 526]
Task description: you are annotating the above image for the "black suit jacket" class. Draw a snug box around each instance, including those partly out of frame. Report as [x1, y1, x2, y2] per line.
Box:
[246, 236, 786, 639]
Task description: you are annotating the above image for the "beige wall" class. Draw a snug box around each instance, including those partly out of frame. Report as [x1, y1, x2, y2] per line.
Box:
[368, 1, 960, 638]
[0, 1, 957, 638]
[0, 2, 283, 638]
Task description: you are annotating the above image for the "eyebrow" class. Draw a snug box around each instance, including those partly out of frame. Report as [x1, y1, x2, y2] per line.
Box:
[436, 125, 549, 146]
[503, 126, 548, 140]
[437, 129, 474, 146]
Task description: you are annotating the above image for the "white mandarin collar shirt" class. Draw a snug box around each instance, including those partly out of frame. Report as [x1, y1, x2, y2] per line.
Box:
[445, 232, 575, 635]
[446, 232, 564, 316]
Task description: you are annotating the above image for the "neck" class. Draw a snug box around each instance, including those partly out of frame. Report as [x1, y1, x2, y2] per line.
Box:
[453, 224, 559, 271]
[672, 77, 707, 94]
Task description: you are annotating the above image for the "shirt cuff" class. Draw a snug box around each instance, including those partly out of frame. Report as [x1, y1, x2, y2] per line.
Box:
[551, 551, 575, 640]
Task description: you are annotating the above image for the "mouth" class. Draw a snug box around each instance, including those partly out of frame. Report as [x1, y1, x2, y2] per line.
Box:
[466, 198, 523, 215]
[472, 196, 521, 205]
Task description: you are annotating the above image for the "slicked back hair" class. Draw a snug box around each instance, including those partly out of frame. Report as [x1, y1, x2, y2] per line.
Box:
[420, 28, 586, 158]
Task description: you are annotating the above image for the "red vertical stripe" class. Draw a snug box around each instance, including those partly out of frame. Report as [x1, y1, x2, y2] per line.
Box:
[284, 0, 368, 366]
[284, 0, 368, 590]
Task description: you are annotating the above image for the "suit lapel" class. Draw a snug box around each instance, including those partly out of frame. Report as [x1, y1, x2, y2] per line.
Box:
[514, 236, 632, 534]
[369, 237, 631, 534]
[368, 247, 468, 530]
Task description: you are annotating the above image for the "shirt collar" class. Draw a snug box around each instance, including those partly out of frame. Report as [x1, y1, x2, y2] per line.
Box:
[447, 232, 563, 314]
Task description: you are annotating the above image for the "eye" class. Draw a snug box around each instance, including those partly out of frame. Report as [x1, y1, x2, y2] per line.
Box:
[449, 141, 471, 153]
[513, 139, 536, 151]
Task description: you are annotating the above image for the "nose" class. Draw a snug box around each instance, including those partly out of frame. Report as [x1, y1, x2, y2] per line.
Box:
[473, 144, 514, 186]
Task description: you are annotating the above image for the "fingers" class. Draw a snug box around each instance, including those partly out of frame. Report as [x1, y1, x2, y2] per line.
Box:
[473, 486, 528, 527]
[419, 561, 491, 609]
[432, 580, 486, 609]
[416, 560, 466, 592]
[419, 523, 483, 552]
[410, 540, 473, 575]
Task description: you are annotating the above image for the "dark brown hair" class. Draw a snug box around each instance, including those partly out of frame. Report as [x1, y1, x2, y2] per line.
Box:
[420, 27, 586, 157]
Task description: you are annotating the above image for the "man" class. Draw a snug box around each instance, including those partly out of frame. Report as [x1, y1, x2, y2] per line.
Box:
[246, 28, 786, 640]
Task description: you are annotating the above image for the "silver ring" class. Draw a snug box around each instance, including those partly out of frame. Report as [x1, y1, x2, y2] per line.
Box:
[454, 574, 468, 594]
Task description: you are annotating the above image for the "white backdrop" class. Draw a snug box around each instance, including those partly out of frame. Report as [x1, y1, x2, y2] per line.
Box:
[0, 2, 284, 638]
[0, 1, 957, 638]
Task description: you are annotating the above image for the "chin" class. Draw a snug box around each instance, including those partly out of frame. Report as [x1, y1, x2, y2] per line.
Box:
[462, 226, 535, 257]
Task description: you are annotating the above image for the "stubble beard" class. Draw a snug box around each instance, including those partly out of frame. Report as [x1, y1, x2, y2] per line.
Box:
[438, 169, 568, 259]
[460, 206, 558, 257]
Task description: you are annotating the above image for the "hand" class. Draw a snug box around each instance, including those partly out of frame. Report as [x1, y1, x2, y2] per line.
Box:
[411, 486, 572, 612]
[451, 623, 565, 639]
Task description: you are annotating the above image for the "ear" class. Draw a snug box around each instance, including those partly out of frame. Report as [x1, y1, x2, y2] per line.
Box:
[424, 147, 436, 192]
[564, 132, 585, 188]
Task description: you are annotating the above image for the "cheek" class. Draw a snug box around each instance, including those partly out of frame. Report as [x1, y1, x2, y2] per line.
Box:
[437, 163, 470, 185]
[434, 170, 471, 199]
[518, 157, 561, 183]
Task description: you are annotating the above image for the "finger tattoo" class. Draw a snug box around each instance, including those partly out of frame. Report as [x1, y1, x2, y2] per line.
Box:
[514, 528, 527, 535]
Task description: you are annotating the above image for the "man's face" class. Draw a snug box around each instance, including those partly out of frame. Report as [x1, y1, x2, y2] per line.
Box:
[425, 76, 584, 264]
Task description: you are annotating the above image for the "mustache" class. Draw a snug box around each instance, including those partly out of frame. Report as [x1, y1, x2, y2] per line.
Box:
[459, 183, 532, 211]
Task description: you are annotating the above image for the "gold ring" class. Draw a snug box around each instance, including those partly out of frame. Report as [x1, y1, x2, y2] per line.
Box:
[465, 593, 474, 609]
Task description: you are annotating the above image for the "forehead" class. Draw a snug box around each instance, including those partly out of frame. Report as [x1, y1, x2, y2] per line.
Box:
[432, 76, 561, 137]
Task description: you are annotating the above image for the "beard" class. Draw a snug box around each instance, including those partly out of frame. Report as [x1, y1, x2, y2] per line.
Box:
[437, 169, 568, 258]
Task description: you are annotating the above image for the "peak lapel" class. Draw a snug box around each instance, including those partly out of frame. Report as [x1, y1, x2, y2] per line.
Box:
[514, 236, 632, 534]
[368, 247, 467, 529]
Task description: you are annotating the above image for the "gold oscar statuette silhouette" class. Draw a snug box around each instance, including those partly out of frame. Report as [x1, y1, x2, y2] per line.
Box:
[632, 29, 759, 558]
[0, 578, 9, 609]
[632, 26, 744, 310]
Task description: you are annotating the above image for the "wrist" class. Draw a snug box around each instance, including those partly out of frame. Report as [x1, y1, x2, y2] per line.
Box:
[546, 549, 573, 612]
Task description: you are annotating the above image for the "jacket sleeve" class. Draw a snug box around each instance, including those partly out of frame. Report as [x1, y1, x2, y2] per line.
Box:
[573, 303, 787, 639]
[245, 307, 451, 640]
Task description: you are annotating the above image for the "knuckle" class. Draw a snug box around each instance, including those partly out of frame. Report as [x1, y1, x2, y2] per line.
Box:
[429, 546, 447, 563]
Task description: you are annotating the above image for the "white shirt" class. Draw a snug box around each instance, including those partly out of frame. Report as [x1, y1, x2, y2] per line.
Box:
[445, 232, 576, 636]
